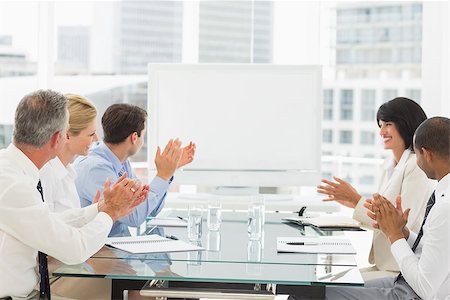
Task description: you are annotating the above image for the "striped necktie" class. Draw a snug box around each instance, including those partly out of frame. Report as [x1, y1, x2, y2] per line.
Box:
[396, 191, 436, 283]
[411, 191, 436, 252]
[37, 180, 51, 300]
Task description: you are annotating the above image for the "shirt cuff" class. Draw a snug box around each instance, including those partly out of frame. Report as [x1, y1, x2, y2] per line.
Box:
[85, 203, 101, 220]
[352, 196, 366, 222]
[152, 176, 172, 191]
[407, 230, 418, 247]
[97, 211, 114, 227]
[391, 238, 415, 266]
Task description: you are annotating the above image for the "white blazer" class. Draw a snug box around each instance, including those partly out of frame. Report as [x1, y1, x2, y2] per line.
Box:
[353, 149, 435, 272]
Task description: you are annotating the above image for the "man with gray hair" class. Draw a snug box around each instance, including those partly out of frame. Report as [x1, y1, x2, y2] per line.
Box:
[0, 90, 148, 299]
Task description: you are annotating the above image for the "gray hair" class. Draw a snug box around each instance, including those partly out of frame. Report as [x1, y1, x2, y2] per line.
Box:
[13, 89, 68, 148]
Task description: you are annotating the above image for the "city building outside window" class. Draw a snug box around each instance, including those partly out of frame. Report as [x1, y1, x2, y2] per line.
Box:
[340, 89, 353, 120]
[323, 129, 333, 144]
[360, 89, 375, 121]
[323, 89, 334, 120]
[360, 131, 375, 145]
[406, 89, 421, 103]
[382, 89, 398, 102]
[1, 1, 448, 198]
[339, 130, 353, 144]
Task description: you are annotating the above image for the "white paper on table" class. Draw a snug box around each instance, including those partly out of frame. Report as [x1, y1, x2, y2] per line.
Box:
[106, 235, 203, 254]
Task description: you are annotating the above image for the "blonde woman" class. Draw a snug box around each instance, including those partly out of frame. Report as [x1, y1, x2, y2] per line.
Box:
[40, 93, 98, 213]
[40, 94, 114, 299]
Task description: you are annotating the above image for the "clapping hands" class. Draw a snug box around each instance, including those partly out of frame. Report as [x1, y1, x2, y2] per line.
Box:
[365, 194, 410, 243]
[317, 176, 362, 208]
[98, 173, 149, 221]
[155, 138, 196, 181]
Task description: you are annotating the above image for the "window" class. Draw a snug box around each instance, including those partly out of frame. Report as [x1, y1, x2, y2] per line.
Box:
[323, 129, 333, 143]
[1, 1, 446, 198]
[323, 89, 333, 120]
[360, 89, 375, 121]
[382, 89, 397, 102]
[339, 130, 353, 144]
[360, 131, 375, 145]
[336, 49, 352, 64]
[198, 1, 273, 63]
[340, 90, 353, 120]
[359, 175, 375, 184]
[406, 89, 421, 103]
[0, 2, 39, 150]
[0, 124, 13, 149]
[321, 172, 332, 180]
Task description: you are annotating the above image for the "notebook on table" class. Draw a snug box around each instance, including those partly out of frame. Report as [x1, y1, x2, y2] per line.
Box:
[277, 236, 356, 254]
[106, 234, 204, 254]
[282, 216, 362, 231]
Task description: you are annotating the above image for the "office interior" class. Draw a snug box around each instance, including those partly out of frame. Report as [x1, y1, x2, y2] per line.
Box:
[0, 1, 449, 299]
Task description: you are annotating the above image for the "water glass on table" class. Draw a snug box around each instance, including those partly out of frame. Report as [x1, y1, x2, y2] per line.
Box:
[188, 204, 203, 241]
[207, 197, 222, 231]
[247, 195, 265, 241]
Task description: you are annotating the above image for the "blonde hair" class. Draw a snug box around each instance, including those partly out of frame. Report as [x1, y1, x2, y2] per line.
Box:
[65, 93, 97, 136]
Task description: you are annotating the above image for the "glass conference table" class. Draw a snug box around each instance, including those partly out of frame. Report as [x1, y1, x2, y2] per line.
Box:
[53, 210, 364, 299]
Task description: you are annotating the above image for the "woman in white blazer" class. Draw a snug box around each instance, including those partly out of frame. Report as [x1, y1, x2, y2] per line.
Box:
[317, 97, 435, 280]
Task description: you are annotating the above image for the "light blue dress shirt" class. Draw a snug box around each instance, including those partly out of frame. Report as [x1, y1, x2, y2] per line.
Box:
[74, 141, 171, 237]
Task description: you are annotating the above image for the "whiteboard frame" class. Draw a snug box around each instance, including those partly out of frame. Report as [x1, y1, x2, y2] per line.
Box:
[147, 63, 322, 187]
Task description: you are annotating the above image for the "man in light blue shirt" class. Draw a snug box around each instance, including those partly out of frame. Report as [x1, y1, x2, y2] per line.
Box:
[74, 103, 195, 236]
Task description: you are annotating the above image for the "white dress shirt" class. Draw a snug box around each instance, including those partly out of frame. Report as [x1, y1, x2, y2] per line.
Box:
[391, 173, 449, 300]
[0, 144, 113, 298]
[353, 149, 435, 272]
[41, 157, 81, 212]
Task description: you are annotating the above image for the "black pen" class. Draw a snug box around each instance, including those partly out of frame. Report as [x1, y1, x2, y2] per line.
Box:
[286, 242, 318, 246]
[165, 235, 179, 240]
[177, 216, 187, 222]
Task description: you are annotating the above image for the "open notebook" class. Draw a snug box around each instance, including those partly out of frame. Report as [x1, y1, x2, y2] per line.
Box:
[282, 216, 362, 230]
[277, 236, 356, 254]
[106, 234, 204, 254]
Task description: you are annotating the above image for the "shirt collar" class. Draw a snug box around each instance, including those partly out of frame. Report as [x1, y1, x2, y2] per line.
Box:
[95, 141, 124, 175]
[46, 157, 77, 180]
[7, 143, 40, 184]
[382, 148, 411, 172]
[436, 173, 450, 200]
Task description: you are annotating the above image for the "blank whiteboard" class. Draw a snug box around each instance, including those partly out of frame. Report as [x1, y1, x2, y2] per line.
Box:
[148, 64, 322, 187]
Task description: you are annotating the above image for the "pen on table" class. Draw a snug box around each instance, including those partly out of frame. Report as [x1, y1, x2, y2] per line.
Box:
[144, 225, 157, 235]
[286, 242, 318, 246]
[293, 206, 307, 216]
[165, 235, 179, 240]
[177, 216, 187, 222]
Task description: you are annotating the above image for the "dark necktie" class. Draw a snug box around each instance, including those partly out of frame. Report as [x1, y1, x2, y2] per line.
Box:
[37, 180, 51, 300]
[411, 191, 436, 252]
[118, 165, 126, 177]
[396, 191, 436, 283]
